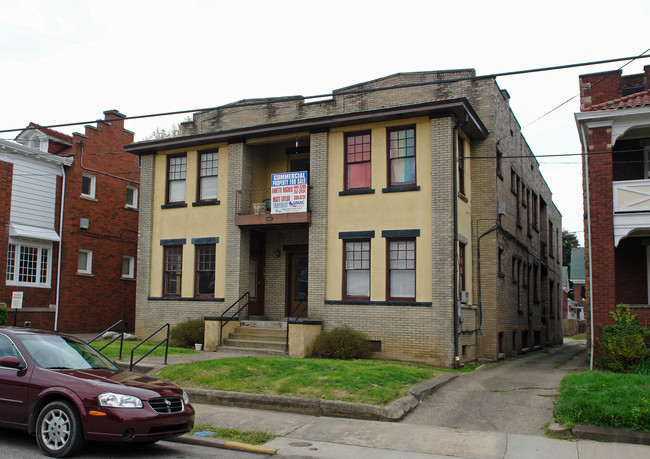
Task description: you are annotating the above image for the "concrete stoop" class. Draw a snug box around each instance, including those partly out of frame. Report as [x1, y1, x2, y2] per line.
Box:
[184, 373, 458, 422]
[220, 321, 289, 356]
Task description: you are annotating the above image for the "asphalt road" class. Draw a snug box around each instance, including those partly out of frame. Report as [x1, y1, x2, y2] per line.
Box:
[403, 339, 588, 436]
[0, 428, 264, 459]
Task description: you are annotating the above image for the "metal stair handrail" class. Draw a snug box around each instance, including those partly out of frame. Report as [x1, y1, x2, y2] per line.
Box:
[286, 297, 308, 352]
[87, 319, 127, 361]
[220, 292, 250, 346]
[129, 323, 170, 371]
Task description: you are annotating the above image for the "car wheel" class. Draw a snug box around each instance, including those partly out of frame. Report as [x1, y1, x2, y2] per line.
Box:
[36, 400, 85, 458]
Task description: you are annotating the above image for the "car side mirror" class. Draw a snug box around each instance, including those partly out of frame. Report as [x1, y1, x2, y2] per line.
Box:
[0, 356, 25, 370]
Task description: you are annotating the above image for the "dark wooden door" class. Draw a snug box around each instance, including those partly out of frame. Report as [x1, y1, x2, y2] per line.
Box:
[286, 252, 308, 317]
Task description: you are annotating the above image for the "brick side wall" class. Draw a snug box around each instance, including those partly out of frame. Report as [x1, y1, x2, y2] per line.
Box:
[615, 238, 648, 304]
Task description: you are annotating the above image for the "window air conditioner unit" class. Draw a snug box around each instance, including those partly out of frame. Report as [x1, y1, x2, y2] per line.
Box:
[460, 291, 470, 304]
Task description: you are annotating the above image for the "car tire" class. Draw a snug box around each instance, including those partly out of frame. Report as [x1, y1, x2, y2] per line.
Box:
[36, 400, 85, 458]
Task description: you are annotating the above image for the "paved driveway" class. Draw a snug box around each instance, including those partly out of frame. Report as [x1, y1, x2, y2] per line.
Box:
[403, 339, 588, 436]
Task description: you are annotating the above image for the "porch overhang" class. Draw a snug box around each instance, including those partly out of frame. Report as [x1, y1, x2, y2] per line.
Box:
[235, 212, 311, 227]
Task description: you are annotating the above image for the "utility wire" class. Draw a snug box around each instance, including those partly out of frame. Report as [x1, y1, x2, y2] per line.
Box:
[1, 53, 650, 135]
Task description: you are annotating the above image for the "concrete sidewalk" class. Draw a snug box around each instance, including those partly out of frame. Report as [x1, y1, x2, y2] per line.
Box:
[188, 403, 650, 458]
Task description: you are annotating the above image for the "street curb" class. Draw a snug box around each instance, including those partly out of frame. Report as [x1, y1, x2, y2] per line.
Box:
[185, 373, 458, 422]
[572, 424, 650, 446]
[169, 434, 278, 455]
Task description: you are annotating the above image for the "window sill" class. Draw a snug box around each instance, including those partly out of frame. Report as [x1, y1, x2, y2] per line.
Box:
[458, 192, 468, 203]
[148, 296, 225, 302]
[124, 206, 138, 211]
[497, 172, 503, 181]
[325, 299, 432, 307]
[532, 225, 539, 233]
[121, 276, 136, 281]
[80, 195, 98, 202]
[192, 200, 220, 207]
[339, 189, 375, 196]
[161, 203, 188, 209]
[498, 272, 506, 278]
[382, 185, 420, 193]
[76, 272, 94, 278]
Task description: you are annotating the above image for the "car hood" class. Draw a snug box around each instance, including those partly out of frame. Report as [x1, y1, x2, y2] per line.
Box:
[55, 368, 184, 398]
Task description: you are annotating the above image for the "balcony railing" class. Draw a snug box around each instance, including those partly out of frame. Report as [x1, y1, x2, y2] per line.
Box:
[613, 179, 650, 213]
[236, 188, 272, 215]
[235, 188, 311, 226]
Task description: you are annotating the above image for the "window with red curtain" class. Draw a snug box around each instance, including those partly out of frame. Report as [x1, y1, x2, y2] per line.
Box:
[345, 132, 371, 190]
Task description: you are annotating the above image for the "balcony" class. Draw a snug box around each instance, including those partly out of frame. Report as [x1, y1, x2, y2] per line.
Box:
[613, 180, 650, 246]
[235, 188, 311, 227]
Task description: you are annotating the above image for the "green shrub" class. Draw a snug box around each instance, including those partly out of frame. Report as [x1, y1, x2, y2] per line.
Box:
[0, 304, 7, 326]
[596, 305, 650, 373]
[170, 318, 205, 348]
[311, 327, 372, 360]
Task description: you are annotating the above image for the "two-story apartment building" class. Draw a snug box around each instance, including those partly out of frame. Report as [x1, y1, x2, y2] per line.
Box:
[2, 110, 140, 333]
[126, 71, 562, 366]
[576, 66, 650, 351]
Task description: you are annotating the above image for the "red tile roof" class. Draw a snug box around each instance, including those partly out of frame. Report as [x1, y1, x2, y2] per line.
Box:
[584, 90, 650, 111]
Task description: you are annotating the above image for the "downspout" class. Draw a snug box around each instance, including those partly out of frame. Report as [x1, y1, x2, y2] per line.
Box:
[54, 163, 67, 331]
[579, 122, 595, 370]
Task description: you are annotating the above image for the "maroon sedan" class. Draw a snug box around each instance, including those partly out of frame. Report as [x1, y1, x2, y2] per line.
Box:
[0, 327, 195, 457]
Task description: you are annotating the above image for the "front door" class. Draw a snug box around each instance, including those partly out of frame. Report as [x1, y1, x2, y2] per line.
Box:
[287, 252, 308, 317]
[248, 233, 265, 316]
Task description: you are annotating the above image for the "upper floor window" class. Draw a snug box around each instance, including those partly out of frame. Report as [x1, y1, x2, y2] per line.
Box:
[388, 127, 416, 187]
[459, 243, 466, 291]
[6, 241, 51, 288]
[122, 255, 135, 279]
[344, 240, 370, 300]
[164, 246, 183, 297]
[167, 154, 186, 204]
[126, 186, 138, 209]
[195, 245, 216, 297]
[198, 150, 219, 201]
[77, 249, 93, 275]
[388, 238, 416, 300]
[458, 134, 465, 195]
[496, 146, 503, 178]
[81, 174, 96, 199]
[345, 132, 371, 190]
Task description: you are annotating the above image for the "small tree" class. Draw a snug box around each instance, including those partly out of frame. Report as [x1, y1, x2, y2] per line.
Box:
[562, 230, 578, 267]
[597, 305, 650, 373]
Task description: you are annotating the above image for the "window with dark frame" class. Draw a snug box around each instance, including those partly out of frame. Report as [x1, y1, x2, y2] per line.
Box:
[532, 193, 538, 227]
[459, 243, 466, 291]
[167, 154, 187, 204]
[345, 132, 371, 190]
[195, 245, 215, 297]
[198, 150, 218, 201]
[388, 238, 416, 300]
[458, 134, 465, 195]
[496, 147, 503, 177]
[498, 247, 503, 274]
[164, 246, 183, 297]
[343, 240, 370, 300]
[388, 127, 416, 187]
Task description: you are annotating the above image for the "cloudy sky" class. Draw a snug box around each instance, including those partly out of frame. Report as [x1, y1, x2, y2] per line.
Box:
[2, 0, 650, 244]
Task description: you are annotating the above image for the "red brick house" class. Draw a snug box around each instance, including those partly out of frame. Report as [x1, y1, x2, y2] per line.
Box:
[2, 110, 139, 333]
[576, 66, 650, 356]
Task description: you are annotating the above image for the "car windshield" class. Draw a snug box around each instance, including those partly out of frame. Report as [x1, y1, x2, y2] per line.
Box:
[19, 334, 118, 370]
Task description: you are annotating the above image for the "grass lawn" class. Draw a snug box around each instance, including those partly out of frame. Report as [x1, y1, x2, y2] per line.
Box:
[90, 339, 197, 360]
[191, 424, 276, 445]
[154, 357, 438, 406]
[554, 371, 650, 432]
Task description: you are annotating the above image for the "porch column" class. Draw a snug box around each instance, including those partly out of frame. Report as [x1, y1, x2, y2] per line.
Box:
[225, 142, 253, 310]
[307, 131, 329, 319]
[134, 155, 155, 337]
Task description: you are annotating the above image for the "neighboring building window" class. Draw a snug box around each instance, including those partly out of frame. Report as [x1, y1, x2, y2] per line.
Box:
[164, 246, 183, 297]
[511, 256, 517, 283]
[198, 150, 219, 201]
[195, 245, 215, 297]
[126, 186, 138, 209]
[498, 247, 503, 274]
[345, 132, 371, 190]
[532, 193, 538, 227]
[6, 241, 51, 287]
[78, 249, 93, 275]
[388, 127, 416, 187]
[459, 243, 466, 291]
[167, 154, 187, 204]
[81, 174, 96, 198]
[388, 238, 415, 300]
[549, 222, 554, 258]
[122, 255, 135, 279]
[458, 135, 465, 195]
[344, 240, 370, 300]
[496, 147, 503, 177]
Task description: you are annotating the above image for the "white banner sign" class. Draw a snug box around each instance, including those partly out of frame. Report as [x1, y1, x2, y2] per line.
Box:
[11, 291, 23, 309]
[271, 171, 308, 214]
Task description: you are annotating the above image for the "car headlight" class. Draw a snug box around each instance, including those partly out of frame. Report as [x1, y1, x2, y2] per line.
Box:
[98, 392, 143, 408]
[182, 390, 190, 405]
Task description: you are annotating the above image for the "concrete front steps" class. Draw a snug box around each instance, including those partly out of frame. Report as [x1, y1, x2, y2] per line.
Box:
[220, 321, 288, 356]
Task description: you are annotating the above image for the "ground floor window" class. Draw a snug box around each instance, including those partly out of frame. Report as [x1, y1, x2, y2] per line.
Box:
[344, 240, 370, 300]
[388, 238, 415, 300]
[195, 245, 215, 297]
[6, 240, 52, 287]
[164, 246, 183, 297]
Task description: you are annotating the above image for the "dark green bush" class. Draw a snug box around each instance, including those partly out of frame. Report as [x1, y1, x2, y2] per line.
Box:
[311, 327, 372, 360]
[597, 305, 650, 373]
[170, 318, 205, 348]
[0, 304, 7, 326]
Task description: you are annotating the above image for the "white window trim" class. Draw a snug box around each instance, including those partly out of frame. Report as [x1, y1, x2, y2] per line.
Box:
[6, 238, 53, 288]
[78, 249, 93, 275]
[81, 174, 96, 199]
[122, 255, 135, 279]
[126, 186, 138, 209]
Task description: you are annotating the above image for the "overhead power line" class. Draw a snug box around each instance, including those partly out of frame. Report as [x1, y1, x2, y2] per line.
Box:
[1, 53, 650, 135]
